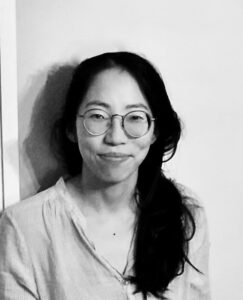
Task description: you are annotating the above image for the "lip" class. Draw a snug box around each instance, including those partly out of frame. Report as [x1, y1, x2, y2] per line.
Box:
[98, 152, 131, 162]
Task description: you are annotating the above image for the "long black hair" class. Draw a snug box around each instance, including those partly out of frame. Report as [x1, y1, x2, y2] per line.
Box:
[53, 52, 198, 299]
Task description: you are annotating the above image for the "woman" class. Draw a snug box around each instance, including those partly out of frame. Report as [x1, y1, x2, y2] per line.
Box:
[0, 52, 211, 299]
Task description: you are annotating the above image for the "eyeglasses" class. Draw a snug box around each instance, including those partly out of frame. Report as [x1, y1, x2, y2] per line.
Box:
[78, 109, 155, 138]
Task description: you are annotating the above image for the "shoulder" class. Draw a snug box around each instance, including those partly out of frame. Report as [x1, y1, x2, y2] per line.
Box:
[185, 200, 211, 297]
[3, 182, 56, 221]
[186, 198, 210, 255]
[0, 178, 67, 240]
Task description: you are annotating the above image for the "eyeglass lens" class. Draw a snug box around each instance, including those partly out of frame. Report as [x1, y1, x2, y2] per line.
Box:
[83, 109, 151, 137]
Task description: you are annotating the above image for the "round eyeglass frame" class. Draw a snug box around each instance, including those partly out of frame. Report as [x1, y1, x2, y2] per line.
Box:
[77, 109, 156, 138]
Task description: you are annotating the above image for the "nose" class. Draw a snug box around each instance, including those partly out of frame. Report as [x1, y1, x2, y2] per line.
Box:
[104, 115, 127, 145]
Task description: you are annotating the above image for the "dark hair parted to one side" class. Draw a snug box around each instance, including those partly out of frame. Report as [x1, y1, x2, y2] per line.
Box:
[53, 52, 199, 299]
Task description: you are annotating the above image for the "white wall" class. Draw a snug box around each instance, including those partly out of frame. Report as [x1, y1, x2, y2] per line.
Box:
[16, 0, 243, 299]
[0, 0, 20, 208]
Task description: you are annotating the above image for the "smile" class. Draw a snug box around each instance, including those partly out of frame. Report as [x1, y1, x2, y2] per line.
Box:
[98, 153, 131, 162]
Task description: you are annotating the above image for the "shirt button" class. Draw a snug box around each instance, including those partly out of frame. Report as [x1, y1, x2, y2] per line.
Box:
[122, 279, 129, 285]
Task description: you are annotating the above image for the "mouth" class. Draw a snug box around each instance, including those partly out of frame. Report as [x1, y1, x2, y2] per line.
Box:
[98, 152, 131, 162]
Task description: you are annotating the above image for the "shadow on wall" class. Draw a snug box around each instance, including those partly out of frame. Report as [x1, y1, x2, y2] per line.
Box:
[22, 63, 78, 194]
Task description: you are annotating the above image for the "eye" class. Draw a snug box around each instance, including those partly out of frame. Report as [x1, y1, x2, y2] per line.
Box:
[89, 113, 105, 120]
[126, 112, 147, 122]
[85, 109, 109, 121]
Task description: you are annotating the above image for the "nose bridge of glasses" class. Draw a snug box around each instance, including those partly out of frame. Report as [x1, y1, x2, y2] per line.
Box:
[103, 114, 128, 143]
[110, 114, 125, 127]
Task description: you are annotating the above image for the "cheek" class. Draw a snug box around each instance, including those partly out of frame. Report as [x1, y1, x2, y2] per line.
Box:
[77, 138, 95, 160]
[76, 130, 103, 165]
[133, 136, 154, 163]
[75, 130, 91, 160]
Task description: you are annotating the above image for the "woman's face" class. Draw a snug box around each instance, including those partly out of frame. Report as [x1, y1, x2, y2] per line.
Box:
[74, 68, 156, 186]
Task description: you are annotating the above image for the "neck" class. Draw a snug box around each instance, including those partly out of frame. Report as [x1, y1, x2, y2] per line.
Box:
[68, 172, 138, 216]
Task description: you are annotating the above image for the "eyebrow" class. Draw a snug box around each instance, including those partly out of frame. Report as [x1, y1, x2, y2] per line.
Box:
[84, 101, 110, 109]
[125, 104, 149, 111]
[84, 100, 149, 111]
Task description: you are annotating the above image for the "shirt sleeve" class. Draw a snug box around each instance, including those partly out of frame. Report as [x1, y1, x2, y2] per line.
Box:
[187, 206, 211, 300]
[0, 211, 39, 300]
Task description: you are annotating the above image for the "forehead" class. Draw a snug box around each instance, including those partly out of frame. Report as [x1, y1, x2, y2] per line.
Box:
[79, 68, 150, 111]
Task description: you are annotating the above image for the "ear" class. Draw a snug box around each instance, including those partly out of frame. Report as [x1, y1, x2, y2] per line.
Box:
[150, 133, 157, 145]
[66, 128, 77, 143]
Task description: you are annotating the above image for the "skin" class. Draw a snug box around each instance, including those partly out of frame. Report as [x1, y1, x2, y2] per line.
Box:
[67, 68, 156, 273]
[76, 68, 156, 189]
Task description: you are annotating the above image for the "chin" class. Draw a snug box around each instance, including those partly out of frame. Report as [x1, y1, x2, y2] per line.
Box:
[96, 169, 137, 185]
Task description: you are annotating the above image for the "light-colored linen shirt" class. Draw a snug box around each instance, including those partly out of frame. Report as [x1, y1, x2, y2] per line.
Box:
[0, 178, 211, 299]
